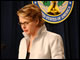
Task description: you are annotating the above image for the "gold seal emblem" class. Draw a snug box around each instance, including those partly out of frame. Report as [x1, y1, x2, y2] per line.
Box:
[32, 1, 74, 24]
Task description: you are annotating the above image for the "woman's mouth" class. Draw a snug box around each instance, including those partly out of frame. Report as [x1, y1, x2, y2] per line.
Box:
[24, 30, 28, 32]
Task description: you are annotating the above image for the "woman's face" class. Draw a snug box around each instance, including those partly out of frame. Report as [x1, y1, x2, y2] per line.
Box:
[19, 16, 38, 36]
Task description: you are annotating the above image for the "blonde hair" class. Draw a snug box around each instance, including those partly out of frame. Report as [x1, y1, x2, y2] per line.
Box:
[17, 4, 44, 27]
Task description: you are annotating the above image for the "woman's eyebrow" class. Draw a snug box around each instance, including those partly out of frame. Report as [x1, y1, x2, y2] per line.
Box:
[19, 21, 29, 23]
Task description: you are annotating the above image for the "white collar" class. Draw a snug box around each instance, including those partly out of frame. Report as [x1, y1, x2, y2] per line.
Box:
[22, 24, 47, 40]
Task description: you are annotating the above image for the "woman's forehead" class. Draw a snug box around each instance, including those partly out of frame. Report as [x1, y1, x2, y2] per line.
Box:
[25, 16, 33, 20]
[19, 15, 33, 21]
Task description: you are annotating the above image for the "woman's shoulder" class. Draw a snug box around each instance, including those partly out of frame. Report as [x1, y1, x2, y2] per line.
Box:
[46, 31, 61, 38]
[45, 31, 63, 45]
[44, 31, 62, 42]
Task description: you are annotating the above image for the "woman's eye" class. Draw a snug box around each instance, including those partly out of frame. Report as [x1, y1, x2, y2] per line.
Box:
[25, 22, 29, 24]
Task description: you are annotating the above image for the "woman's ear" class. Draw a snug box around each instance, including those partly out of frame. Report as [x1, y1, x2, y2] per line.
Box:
[35, 19, 39, 26]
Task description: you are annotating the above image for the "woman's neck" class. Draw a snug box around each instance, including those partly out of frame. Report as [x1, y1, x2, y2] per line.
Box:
[30, 26, 41, 40]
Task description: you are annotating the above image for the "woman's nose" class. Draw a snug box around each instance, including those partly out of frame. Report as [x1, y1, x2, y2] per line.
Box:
[22, 25, 26, 30]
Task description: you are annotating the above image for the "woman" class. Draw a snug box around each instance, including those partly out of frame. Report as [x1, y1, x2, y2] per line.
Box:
[17, 4, 65, 59]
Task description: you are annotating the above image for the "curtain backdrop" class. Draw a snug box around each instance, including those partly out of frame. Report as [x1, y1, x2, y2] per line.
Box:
[1, 1, 79, 59]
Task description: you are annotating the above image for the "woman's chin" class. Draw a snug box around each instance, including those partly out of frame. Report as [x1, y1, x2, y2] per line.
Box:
[24, 32, 29, 35]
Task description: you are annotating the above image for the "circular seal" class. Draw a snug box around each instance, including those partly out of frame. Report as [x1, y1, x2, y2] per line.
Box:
[32, 1, 74, 24]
